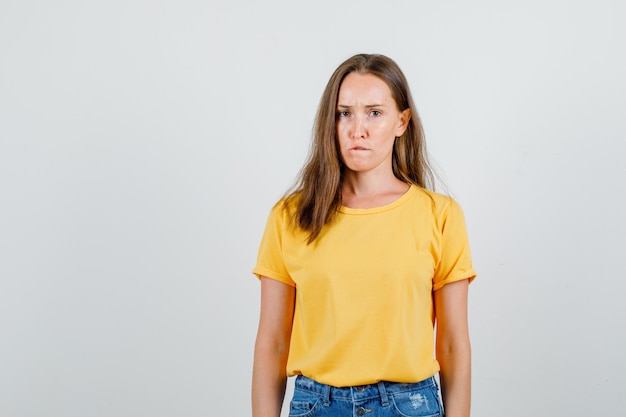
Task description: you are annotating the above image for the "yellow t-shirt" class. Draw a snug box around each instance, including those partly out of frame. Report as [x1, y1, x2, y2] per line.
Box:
[253, 185, 476, 387]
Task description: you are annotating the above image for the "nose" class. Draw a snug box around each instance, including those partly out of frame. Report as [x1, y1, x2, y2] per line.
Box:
[351, 114, 366, 139]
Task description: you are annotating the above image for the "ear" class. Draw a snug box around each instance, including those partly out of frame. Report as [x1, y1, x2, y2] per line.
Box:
[395, 108, 411, 136]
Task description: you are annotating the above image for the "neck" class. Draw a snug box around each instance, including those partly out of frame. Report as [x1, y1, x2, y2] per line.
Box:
[341, 170, 409, 208]
[343, 173, 402, 195]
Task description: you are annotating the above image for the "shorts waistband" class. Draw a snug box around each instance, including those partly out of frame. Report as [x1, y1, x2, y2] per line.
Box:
[294, 375, 437, 404]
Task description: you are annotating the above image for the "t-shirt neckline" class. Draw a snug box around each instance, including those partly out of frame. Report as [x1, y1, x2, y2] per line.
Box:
[338, 184, 418, 215]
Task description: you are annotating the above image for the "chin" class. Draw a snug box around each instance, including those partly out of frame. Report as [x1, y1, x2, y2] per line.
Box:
[345, 165, 373, 173]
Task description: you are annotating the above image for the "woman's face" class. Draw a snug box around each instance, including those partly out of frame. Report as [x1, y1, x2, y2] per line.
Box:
[336, 72, 410, 176]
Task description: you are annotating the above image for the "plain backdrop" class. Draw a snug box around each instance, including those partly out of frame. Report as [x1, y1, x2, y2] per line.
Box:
[1, 1, 625, 416]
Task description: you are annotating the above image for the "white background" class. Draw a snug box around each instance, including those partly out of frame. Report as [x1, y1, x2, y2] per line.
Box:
[1, 1, 625, 416]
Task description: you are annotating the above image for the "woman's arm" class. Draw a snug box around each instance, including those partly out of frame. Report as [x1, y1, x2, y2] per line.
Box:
[434, 278, 471, 417]
[252, 277, 296, 417]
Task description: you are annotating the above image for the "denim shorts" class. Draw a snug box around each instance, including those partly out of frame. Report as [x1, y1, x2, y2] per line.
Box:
[289, 375, 444, 417]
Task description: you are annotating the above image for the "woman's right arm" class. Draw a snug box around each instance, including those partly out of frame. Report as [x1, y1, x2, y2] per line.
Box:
[252, 276, 296, 417]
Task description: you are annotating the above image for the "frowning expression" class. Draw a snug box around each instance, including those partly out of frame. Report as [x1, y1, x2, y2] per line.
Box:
[336, 72, 410, 175]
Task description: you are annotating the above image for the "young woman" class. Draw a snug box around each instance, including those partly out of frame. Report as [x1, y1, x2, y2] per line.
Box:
[252, 54, 476, 417]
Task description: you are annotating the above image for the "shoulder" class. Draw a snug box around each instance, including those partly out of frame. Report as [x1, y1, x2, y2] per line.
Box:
[272, 191, 300, 216]
[264, 192, 300, 229]
[408, 186, 468, 231]
[411, 186, 457, 213]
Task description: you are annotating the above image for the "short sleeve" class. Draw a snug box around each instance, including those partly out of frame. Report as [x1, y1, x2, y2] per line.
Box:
[432, 199, 477, 291]
[252, 203, 296, 287]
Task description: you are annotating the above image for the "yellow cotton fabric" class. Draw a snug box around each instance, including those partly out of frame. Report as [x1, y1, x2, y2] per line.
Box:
[253, 185, 476, 387]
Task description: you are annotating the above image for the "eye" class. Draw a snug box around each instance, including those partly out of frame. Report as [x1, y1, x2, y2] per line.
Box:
[369, 110, 381, 117]
[337, 110, 351, 118]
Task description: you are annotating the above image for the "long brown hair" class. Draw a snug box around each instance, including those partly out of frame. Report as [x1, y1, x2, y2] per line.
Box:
[285, 53, 435, 243]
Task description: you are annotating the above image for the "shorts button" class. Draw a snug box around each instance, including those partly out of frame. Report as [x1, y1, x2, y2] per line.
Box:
[356, 385, 367, 392]
[356, 407, 368, 416]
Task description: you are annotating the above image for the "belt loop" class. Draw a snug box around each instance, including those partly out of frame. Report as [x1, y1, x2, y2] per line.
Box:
[322, 383, 331, 406]
[377, 381, 389, 406]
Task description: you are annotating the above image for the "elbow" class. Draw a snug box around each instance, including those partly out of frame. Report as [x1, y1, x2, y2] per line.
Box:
[255, 339, 290, 360]
[254, 332, 291, 363]
[436, 335, 471, 360]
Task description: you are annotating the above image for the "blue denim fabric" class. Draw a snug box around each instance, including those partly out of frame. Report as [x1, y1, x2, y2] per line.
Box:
[289, 375, 444, 417]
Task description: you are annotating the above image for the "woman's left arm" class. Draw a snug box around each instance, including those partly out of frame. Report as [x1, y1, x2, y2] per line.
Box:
[434, 278, 471, 417]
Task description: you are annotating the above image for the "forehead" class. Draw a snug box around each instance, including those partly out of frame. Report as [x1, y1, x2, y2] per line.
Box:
[337, 72, 394, 104]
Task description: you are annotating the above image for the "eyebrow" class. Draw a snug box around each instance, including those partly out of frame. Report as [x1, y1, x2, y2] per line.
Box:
[336, 103, 386, 109]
